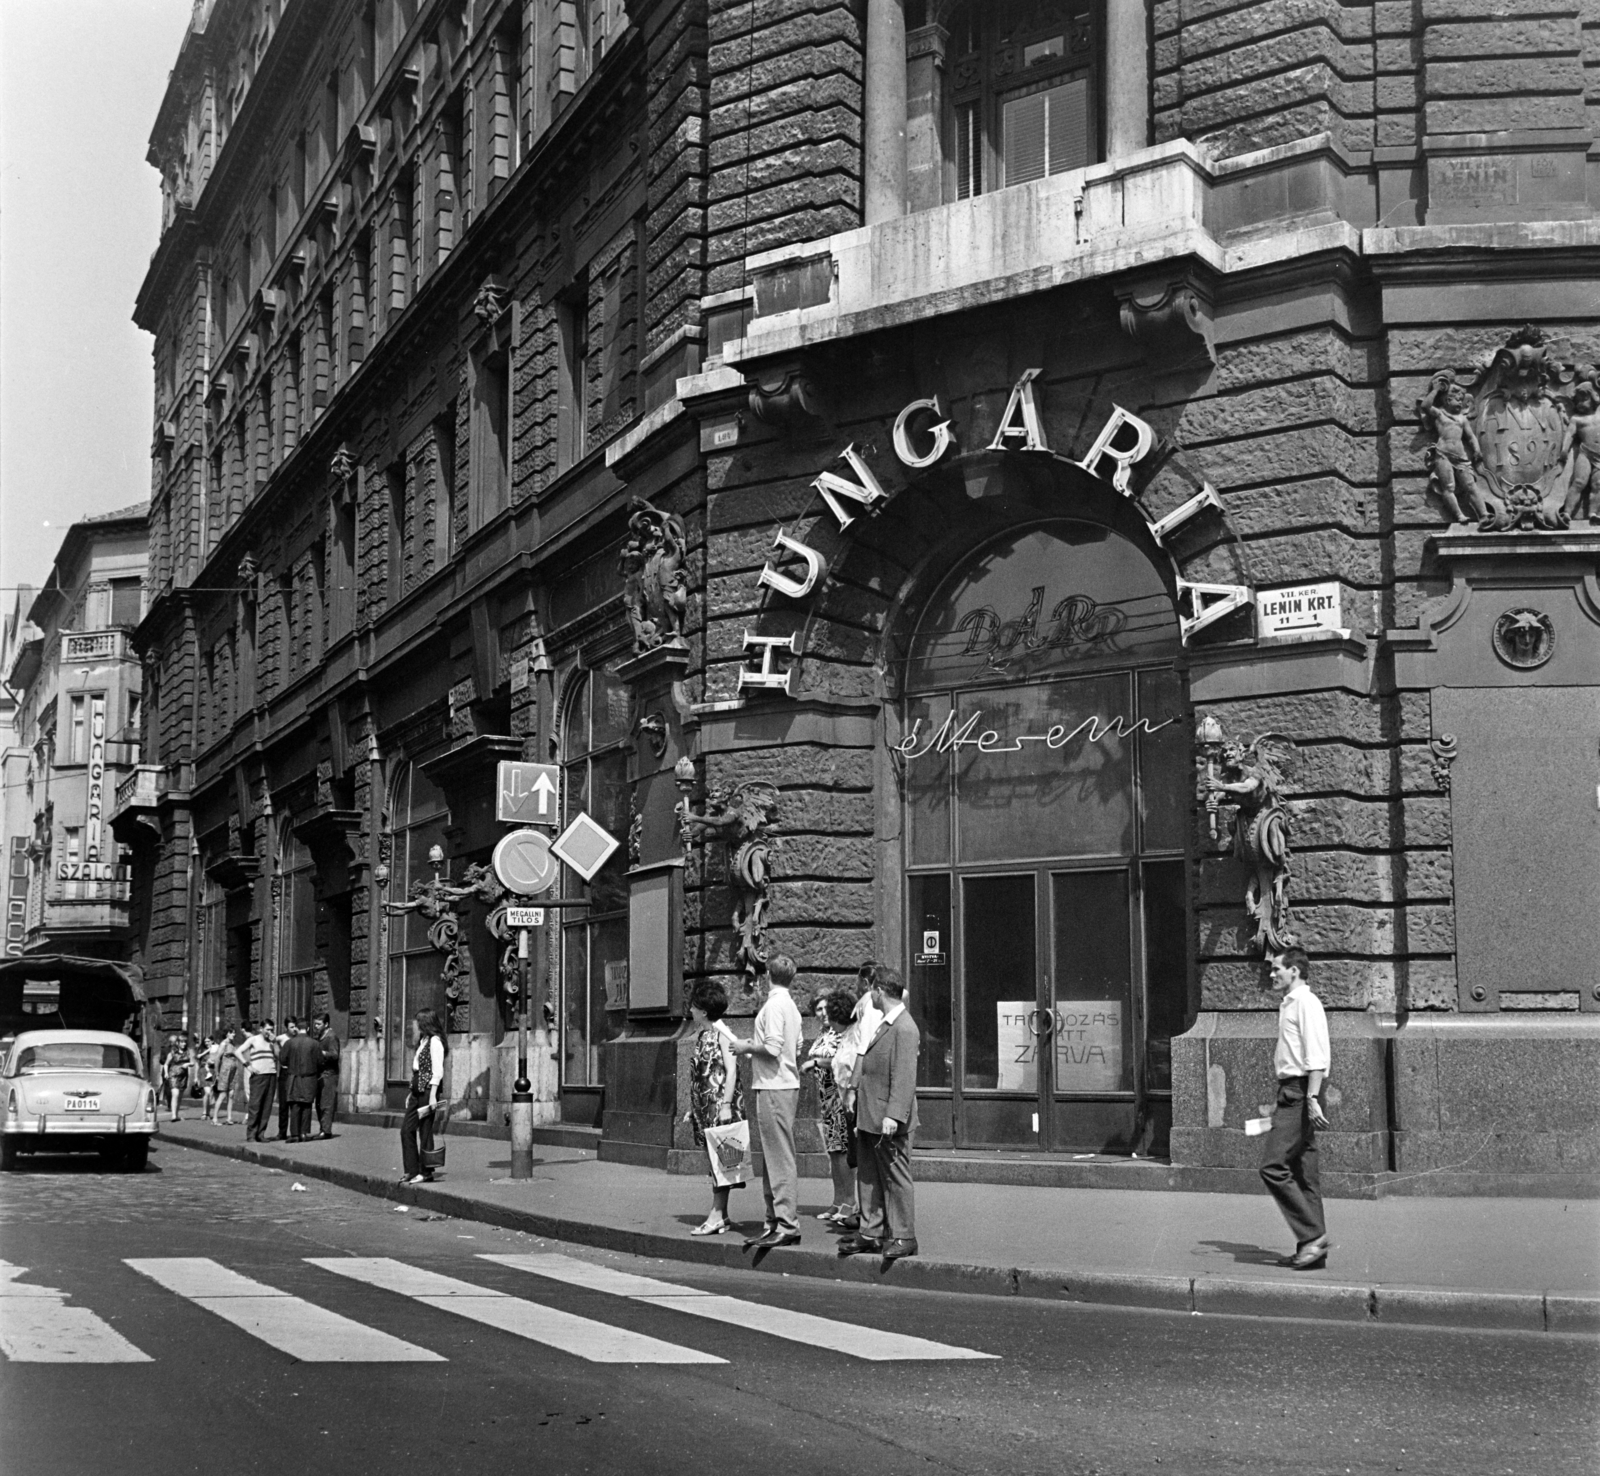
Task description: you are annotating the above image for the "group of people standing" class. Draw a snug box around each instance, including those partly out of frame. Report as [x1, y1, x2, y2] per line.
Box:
[685, 957, 921, 1265]
[157, 1016, 342, 1143]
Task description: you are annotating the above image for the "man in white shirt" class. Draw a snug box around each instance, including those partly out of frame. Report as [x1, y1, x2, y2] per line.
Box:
[1261, 947, 1331, 1269]
[731, 954, 804, 1249]
[238, 1020, 280, 1144]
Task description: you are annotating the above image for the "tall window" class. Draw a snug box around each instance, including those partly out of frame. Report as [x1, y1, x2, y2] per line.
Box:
[110, 578, 143, 628]
[469, 348, 509, 527]
[433, 411, 457, 567]
[557, 288, 588, 472]
[61, 693, 103, 765]
[947, 0, 1096, 200]
[200, 879, 227, 1034]
[385, 763, 451, 1079]
[559, 669, 632, 1089]
[277, 825, 317, 1025]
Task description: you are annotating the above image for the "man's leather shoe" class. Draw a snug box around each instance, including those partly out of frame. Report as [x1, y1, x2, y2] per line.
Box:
[836, 1235, 883, 1258]
[318, 1132, 334, 1140]
[830, 1214, 861, 1232]
[1282, 1236, 1328, 1270]
[755, 1230, 801, 1249]
[880, 1237, 919, 1263]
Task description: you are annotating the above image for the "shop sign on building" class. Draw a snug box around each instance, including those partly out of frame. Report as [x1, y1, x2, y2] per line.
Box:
[85, 701, 106, 860]
[1255, 581, 1342, 638]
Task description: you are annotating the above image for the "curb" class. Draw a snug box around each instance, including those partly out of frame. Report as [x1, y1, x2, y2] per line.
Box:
[160, 1130, 1598, 1337]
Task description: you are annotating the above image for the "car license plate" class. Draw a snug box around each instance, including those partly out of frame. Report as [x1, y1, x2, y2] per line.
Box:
[64, 1094, 100, 1112]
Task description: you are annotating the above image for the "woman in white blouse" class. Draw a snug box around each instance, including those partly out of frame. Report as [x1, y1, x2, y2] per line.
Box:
[400, 1007, 447, 1184]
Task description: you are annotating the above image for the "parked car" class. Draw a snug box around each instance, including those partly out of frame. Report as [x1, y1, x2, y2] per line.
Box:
[1, 1029, 157, 1171]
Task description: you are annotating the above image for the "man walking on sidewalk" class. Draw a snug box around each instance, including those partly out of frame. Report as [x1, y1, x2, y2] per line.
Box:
[732, 954, 803, 1250]
[280, 1023, 323, 1142]
[240, 1020, 279, 1143]
[313, 1014, 342, 1139]
[839, 967, 920, 1265]
[1261, 947, 1331, 1270]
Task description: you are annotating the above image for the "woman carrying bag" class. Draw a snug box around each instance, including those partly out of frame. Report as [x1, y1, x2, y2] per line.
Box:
[400, 1008, 447, 1185]
[683, 980, 748, 1235]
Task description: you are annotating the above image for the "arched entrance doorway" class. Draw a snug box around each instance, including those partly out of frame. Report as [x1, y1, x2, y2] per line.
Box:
[899, 519, 1192, 1153]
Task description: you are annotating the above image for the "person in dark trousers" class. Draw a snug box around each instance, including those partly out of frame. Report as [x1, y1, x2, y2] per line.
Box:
[240, 1020, 279, 1143]
[399, 1008, 447, 1185]
[280, 1022, 323, 1142]
[274, 1018, 300, 1139]
[838, 967, 921, 1265]
[313, 1014, 342, 1139]
[1261, 946, 1331, 1270]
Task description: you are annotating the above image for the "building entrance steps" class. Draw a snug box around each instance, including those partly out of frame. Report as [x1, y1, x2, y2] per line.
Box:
[153, 1118, 1600, 1337]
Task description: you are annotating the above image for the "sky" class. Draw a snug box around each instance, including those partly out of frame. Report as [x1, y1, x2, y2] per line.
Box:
[1, 0, 196, 613]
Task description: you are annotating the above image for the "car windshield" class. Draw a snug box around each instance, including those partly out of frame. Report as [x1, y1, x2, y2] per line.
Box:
[12, 1043, 140, 1075]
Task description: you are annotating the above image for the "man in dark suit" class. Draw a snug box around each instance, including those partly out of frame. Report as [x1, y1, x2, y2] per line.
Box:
[313, 1014, 342, 1140]
[838, 967, 920, 1264]
[279, 1022, 323, 1143]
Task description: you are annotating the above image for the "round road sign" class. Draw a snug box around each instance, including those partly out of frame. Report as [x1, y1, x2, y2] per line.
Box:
[492, 828, 558, 896]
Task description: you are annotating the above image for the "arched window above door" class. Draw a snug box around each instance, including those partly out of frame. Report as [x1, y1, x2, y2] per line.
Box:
[905, 521, 1180, 693]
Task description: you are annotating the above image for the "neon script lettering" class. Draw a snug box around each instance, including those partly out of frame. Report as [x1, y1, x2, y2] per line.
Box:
[893, 710, 1178, 759]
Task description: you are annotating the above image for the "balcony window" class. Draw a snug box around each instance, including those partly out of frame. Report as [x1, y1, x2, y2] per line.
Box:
[110, 578, 143, 628]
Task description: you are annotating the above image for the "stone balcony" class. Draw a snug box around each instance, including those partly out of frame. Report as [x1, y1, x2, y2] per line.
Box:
[108, 764, 167, 844]
[60, 629, 134, 665]
[704, 135, 1368, 369]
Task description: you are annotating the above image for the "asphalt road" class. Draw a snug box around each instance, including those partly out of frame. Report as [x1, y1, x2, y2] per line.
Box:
[1, 1142, 1594, 1476]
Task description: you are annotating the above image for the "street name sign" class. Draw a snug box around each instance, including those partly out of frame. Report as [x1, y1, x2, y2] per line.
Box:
[551, 812, 620, 882]
[496, 761, 561, 826]
[504, 907, 546, 928]
[492, 829, 558, 896]
[1255, 581, 1342, 638]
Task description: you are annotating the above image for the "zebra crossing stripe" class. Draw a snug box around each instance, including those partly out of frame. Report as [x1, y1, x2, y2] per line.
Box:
[0, 1261, 151, 1363]
[123, 1259, 442, 1363]
[480, 1252, 999, 1362]
[306, 1257, 726, 1365]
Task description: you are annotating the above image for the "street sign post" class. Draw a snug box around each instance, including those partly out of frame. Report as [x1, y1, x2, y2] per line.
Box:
[551, 812, 620, 881]
[495, 761, 561, 827]
[492, 828, 559, 896]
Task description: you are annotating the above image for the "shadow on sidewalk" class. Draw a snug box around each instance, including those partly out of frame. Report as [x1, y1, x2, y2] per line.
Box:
[1197, 1239, 1286, 1266]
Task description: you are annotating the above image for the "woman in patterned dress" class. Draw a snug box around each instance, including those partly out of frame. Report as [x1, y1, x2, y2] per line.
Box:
[802, 990, 857, 1221]
[683, 979, 744, 1235]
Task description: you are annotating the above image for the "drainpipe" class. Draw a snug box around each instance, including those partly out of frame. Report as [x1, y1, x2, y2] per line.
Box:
[863, 0, 908, 224]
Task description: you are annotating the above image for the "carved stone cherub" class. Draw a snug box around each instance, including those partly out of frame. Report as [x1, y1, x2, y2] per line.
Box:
[1206, 735, 1297, 954]
[618, 498, 689, 653]
[1416, 373, 1494, 524]
[1562, 381, 1600, 521]
[676, 777, 780, 985]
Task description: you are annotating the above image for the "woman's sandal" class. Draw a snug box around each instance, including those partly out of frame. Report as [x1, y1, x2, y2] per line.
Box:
[690, 1216, 732, 1236]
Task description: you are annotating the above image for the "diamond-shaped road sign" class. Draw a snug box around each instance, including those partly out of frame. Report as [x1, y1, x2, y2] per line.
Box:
[551, 812, 620, 882]
[496, 761, 561, 827]
[492, 829, 559, 896]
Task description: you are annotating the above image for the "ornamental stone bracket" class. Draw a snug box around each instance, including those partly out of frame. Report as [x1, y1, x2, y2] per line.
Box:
[747, 362, 829, 431]
[204, 850, 260, 894]
[1115, 271, 1216, 368]
[619, 497, 690, 656]
[297, 808, 365, 897]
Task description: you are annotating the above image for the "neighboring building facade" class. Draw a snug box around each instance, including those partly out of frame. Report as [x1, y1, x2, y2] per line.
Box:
[128, 0, 1597, 1187]
[3, 511, 148, 962]
[1, 589, 34, 958]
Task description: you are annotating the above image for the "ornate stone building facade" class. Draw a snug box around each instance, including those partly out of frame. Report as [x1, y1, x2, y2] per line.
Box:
[126, 0, 1597, 1187]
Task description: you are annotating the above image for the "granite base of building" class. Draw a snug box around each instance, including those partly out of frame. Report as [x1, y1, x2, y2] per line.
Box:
[1172, 1011, 1600, 1198]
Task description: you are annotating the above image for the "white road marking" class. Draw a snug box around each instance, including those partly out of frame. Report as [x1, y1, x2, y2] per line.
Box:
[0, 1261, 151, 1363]
[307, 1257, 724, 1365]
[123, 1258, 441, 1363]
[481, 1252, 999, 1362]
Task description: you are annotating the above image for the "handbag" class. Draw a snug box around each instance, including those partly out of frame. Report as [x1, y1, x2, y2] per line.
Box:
[703, 1118, 752, 1188]
[420, 1103, 450, 1171]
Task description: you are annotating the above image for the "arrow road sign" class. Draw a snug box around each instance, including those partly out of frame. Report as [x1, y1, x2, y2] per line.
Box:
[496, 761, 561, 826]
[551, 813, 620, 883]
[492, 829, 559, 896]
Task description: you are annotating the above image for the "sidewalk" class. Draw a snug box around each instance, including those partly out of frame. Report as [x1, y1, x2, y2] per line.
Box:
[156, 1117, 1600, 1335]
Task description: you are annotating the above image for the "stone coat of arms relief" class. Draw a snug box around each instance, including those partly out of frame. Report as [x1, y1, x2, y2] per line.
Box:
[1417, 324, 1600, 531]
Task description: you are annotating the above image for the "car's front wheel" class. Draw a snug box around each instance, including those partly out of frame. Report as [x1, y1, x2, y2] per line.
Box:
[0, 1138, 17, 1172]
[119, 1139, 149, 1173]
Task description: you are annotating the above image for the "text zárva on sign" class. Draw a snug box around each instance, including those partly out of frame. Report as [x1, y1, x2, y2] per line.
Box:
[995, 1002, 1123, 1093]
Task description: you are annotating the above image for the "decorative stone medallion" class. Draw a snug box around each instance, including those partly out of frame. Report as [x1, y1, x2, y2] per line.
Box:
[1491, 607, 1556, 669]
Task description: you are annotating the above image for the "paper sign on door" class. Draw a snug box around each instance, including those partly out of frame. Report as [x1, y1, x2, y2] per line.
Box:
[1054, 1002, 1122, 1092]
[996, 1002, 1037, 1092]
